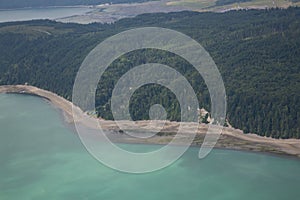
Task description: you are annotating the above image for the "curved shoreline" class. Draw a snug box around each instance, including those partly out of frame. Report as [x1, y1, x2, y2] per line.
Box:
[1, 84, 300, 158]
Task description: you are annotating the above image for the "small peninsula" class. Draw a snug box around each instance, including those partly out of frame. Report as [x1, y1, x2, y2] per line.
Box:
[1, 84, 300, 158]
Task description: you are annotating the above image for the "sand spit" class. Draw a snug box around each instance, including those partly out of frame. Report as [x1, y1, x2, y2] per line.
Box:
[1, 84, 300, 158]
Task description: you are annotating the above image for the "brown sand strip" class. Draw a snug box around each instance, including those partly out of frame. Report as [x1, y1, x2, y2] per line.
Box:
[1, 85, 300, 158]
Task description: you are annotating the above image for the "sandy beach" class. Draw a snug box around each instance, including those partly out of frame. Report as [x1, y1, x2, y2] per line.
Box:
[1, 84, 300, 158]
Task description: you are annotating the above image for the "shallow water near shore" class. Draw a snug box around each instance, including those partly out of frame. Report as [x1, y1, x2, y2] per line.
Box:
[1, 93, 300, 200]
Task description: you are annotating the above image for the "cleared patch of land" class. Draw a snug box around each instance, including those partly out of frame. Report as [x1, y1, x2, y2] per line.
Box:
[1, 84, 300, 158]
[57, 1, 188, 24]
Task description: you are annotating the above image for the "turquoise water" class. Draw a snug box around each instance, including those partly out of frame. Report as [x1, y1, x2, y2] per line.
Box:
[0, 93, 300, 200]
[0, 7, 93, 23]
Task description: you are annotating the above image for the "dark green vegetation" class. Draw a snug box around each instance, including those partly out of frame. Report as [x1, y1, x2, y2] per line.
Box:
[0, 0, 152, 9]
[215, 0, 252, 6]
[0, 8, 299, 138]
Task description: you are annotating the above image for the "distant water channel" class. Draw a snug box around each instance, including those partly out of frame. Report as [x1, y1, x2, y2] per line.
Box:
[0, 7, 93, 23]
[0, 93, 300, 200]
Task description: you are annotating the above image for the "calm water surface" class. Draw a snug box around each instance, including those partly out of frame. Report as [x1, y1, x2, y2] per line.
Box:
[0, 93, 300, 200]
[0, 7, 93, 23]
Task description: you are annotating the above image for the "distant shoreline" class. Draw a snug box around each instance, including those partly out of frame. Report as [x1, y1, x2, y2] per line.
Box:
[0, 5, 94, 11]
[1, 84, 300, 158]
[0, 6, 95, 24]
[1, 2, 298, 25]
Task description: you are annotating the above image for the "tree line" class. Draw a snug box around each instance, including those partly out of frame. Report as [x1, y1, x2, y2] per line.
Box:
[0, 8, 299, 138]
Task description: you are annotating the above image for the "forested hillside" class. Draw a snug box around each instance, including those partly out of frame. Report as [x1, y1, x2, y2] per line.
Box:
[0, 8, 299, 138]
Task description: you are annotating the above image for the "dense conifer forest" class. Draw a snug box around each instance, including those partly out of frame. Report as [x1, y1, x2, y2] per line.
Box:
[0, 8, 299, 138]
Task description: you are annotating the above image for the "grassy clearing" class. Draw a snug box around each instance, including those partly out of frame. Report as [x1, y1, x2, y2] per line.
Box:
[167, 0, 217, 9]
[167, 0, 298, 11]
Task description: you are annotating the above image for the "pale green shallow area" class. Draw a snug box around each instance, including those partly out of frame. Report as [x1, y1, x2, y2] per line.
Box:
[0, 93, 300, 200]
